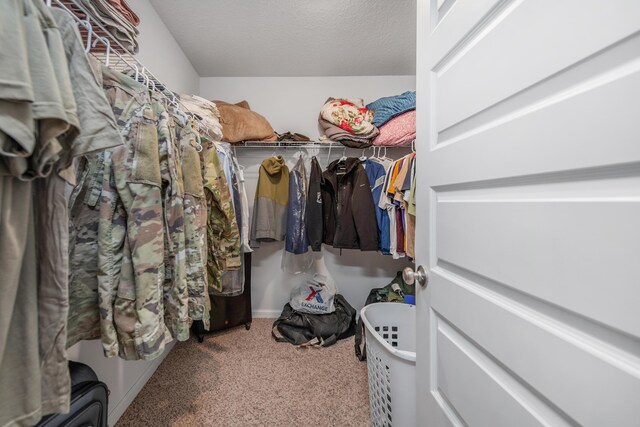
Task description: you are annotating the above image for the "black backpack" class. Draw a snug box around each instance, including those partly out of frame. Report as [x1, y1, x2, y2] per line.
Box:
[354, 288, 384, 361]
[37, 361, 109, 427]
[272, 294, 356, 347]
[355, 271, 414, 361]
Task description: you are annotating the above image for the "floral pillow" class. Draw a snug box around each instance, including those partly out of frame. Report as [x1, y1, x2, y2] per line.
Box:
[372, 110, 416, 146]
[320, 98, 375, 135]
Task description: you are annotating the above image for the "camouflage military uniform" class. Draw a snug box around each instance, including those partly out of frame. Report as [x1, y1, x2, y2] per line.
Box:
[203, 144, 241, 292]
[154, 94, 190, 342]
[175, 120, 209, 330]
[67, 152, 108, 347]
[98, 67, 168, 360]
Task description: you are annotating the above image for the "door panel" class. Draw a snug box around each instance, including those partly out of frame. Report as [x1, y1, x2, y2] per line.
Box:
[434, 34, 640, 155]
[431, 0, 504, 58]
[436, 0, 640, 133]
[435, 318, 570, 426]
[431, 275, 640, 426]
[437, 198, 640, 336]
[415, 0, 640, 425]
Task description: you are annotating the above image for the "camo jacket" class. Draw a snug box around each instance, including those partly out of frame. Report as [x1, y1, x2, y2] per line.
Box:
[153, 93, 190, 342]
[97, 67, 169, 360]
[174, 119, 209, 330]
[202, 143, 241, 292]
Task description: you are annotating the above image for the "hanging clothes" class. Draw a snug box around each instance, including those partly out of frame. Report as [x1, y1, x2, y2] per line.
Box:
[0, 1, 122, 424]
[231, 154, 253, 253]
[203, 145, 241, 292]
[406, 157, 417, 259]
[282, 155, 313, 274]
[305, 156, 324, 252]
[285, 155, 309, 254]
[96, 68, 173, 360]
[1, 1, 72, 423]
[250, 156, 289, 246]
[66, 61, 122, 351]
[321, 157, 379, 251]
[155, 91, 190, 344]
[175, 119, 210, 330]
[362, 158, 389, 254]
[41, 9, 123, 417]
[214, 142, 245, 296]
[178, 94, 224, 142]
[2, 1, 228, 423]
[374, 152, 417, 259]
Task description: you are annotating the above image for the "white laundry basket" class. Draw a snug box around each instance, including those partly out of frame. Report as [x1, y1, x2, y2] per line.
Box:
[361, 303, 416, 427]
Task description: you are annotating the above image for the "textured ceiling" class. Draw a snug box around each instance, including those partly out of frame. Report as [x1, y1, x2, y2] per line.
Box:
[149, 0, 416, 77]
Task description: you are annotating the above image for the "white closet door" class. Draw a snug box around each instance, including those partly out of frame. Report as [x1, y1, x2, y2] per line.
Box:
[414, 0, 640, 425]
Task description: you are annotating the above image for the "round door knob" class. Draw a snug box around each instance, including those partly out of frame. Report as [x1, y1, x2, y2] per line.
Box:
[403, 265, 429, 287]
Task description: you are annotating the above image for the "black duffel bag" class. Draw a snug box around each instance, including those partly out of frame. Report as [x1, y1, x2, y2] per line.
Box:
[272, 294, 356, 347]
[37, 361, 108, 427]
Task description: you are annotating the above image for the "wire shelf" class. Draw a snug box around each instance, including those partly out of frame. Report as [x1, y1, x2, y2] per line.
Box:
[233, 141, 338, 149]
[233, 141, 413, 149]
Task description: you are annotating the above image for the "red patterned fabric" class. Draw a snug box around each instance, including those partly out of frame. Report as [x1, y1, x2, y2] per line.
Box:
[372, 110, 416, 146]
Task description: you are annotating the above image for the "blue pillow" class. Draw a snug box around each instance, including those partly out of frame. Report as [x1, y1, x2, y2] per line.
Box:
[366, 91, 416, 127]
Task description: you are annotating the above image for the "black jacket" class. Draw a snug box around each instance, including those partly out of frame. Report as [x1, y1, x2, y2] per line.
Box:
[320, 157, 379, 251]
[306, 156, 324, 251]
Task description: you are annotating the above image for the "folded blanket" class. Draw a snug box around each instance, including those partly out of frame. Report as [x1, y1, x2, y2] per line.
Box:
[318, 115, 379, 148]
[366, 91, 416, 127]
[372, 110, 416, 146]
[320, 98, 375, 135]
[178, 94, 224, 142]
[75, 0, 139, 53]
[107, 0, 140, 26]
[214, 100, 275, 143]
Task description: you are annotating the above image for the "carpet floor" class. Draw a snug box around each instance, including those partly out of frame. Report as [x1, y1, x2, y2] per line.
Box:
[115, 318, 371, 427]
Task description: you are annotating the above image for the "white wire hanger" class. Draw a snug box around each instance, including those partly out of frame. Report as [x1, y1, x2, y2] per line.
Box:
[359, 147, 373, 162]
[339, 146, 347, 162]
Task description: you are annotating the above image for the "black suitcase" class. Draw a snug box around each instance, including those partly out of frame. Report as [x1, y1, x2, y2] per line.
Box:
[37, 361, 109, 427]
[192, 252, 252, 341]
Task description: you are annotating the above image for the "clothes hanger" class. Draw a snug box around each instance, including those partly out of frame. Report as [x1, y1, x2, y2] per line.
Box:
[132, 64, 148, 88]
[339, 146, 347, 162]
[235, 152, 246, 171]
[132, 63, 140, 83]
[90, 36, 111, 67]
[141, 67, 154, 91]
[104, 39, 111, 67]
[193, 129, 203, 153]
[379, 146, 392, 163]
[82, 20, 93, 53]
[359, 148, 368, 162]
[142, 71, 149, 89]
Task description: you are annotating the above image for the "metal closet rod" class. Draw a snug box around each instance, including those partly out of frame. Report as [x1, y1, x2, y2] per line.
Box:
[233, 141, 412, 149]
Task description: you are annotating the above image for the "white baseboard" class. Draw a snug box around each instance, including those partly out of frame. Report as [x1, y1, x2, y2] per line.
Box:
[252, 309, 280, 319]
[108, 341, 176, 426]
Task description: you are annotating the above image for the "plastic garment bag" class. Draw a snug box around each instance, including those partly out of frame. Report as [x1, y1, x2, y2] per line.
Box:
[282, 155, 313, 274]
[211, 143, 245, 296]
[231, 154, 252, 253]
